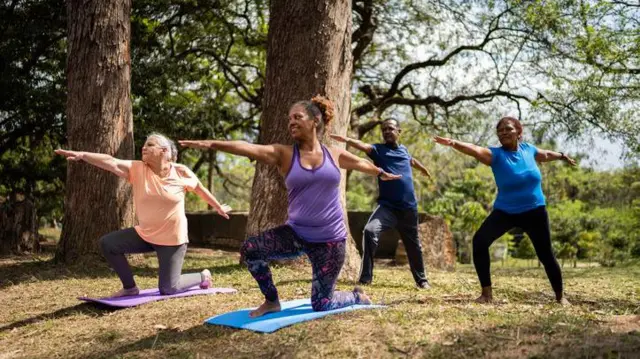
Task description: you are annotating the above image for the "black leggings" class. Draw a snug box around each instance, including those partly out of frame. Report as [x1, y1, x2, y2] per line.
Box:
[472, 206, 563, 295]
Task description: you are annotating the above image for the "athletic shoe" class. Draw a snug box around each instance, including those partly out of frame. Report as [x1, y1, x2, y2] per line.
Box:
[199, 269, 212, 289]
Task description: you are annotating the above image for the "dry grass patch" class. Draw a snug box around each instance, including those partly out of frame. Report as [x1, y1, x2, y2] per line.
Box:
[1, 249, 639, 358]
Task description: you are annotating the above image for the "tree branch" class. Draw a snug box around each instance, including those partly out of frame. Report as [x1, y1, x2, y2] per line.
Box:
[351, 0, 377, 73]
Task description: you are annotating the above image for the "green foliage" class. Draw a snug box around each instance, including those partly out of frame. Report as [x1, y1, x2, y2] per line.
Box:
[0, 0, 66, 222]
[4, 0, 640, 253]
[509, 0, 640, 152]
[515, 235, 536, 260]
[345, 174, 377, 211]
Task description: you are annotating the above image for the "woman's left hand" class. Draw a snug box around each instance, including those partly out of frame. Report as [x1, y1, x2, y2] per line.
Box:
[563, 155, 577, 166]
[216, 204, 232, 219]
[379, 171, 402, 181]
[178, 140, 214, 150]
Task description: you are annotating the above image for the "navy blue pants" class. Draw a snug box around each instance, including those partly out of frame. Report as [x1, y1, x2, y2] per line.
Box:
[359, 205, 428, 285]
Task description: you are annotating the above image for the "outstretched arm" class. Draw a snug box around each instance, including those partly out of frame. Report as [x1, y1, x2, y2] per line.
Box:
[54, 149, 132, 179]
[410, 157, 432, 179]
[193, 183, 232, 219]
[174, 165, 232, 219]
[433, 136, 492, 166]
[535, 149, 577, 166]
[329, 134, 374, 154]
[334, 148, 401, 181]
[179, 140, 285, 167]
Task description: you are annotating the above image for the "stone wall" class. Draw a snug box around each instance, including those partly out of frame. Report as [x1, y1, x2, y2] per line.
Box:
[186, 210, 456, 270]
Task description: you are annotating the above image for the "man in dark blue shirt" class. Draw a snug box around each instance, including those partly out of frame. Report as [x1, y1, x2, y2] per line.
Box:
[331, 118, 432, 288]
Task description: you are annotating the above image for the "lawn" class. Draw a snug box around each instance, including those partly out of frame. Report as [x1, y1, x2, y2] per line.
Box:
[0, 248, 638, 358]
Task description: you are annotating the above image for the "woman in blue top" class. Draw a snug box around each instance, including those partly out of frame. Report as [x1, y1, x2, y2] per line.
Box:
[434, 117, 576, 305]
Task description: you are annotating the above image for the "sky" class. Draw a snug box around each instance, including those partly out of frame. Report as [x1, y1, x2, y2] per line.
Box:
[571, 137, 627, 171]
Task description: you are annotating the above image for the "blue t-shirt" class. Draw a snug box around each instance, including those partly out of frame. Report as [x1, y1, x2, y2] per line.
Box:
[368, 143, 417, 209]
[489, 142, 545, 214]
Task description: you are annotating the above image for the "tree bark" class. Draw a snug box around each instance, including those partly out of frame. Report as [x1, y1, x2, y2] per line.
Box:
[207, 149, 216, 210]
[246, 0, 361, 279]
[0, 194, 39, 255]
[56, 0, 135, 263]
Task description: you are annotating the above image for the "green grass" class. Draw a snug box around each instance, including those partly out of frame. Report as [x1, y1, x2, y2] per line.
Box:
[38, 227, 61, 243]
[0, 249, 639, 358]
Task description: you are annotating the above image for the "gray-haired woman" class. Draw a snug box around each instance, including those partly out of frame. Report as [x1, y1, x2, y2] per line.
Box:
[55, 133, 231, 297]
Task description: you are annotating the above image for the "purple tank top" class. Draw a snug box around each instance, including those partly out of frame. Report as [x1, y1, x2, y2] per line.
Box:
[285, 144, 346, 243]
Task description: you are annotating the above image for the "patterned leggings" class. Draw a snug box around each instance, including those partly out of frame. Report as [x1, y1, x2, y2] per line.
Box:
[240, 225, 362, 311]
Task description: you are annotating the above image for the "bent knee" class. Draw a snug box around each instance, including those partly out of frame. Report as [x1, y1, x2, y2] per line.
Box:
[472, 233, 490, 250]
[99, 236, 112, 254]
[240, 236, 260, 261]
[159, 286, 178, 295]
[311, 299, 329, 312]
[363, 229, 379, 243]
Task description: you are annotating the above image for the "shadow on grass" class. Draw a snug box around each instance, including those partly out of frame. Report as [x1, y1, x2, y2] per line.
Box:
[497, 287, 640, 313]
[83, 305, 640, 359]
[0, 303, 115, 333]
[374, 286, 640, 313]
[93, 325, 271, 359]
[420, 314, 640, 358]
[489, 265, 640, 280]
[0, 254, 245, 289]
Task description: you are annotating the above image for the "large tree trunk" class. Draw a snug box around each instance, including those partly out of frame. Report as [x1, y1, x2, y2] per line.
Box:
[56, 0, 135, 263]
[0, 194, 39, 255]
[247, 0, 361, 279]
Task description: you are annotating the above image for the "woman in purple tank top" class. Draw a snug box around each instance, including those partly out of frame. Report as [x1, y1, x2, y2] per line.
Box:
[180, 96, 401, 317]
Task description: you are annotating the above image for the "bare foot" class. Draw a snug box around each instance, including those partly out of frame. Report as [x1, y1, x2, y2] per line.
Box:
[475, 286, 493, 304]
[474, 295, 493, 304]
[557, 297, 571, 306]
[111, 286, 139, 298]
[354, 286, 372, 305]
[249, 300, 281, 318]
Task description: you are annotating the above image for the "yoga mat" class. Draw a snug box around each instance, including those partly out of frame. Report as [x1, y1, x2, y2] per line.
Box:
[204, 298, 385, 333]
[79, 286, 237, 308]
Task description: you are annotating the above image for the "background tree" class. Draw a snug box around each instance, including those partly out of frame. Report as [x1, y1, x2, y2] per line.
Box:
[244, 0, 362, 277]
[56, 0, 135, 262]
[3, 0, 640, 267]
[0, 0, 66, 254]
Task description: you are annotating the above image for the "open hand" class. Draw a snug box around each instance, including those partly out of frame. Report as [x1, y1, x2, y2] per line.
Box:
[216, 204, 232, 219]
[329, 134, 348, 143]
[380, 171, 402, 181]
[433, 136, 455, 147]
[564, 155, 577, 166]
[178, 140, 214, 150]
[55, 149, 83, 161]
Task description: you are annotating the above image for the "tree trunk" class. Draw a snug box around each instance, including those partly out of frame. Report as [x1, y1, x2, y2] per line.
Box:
[207, 149, 216, 210]
[56, 0, 135, 263]
[0, 194, 39, 255]
[247, 0, 361, 279]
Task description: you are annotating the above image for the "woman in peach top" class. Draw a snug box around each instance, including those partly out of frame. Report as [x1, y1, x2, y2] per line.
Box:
[55, 133, 231, 297]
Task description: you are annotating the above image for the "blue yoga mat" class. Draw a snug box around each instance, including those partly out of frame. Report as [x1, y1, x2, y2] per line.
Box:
[204, 298, 385, 333]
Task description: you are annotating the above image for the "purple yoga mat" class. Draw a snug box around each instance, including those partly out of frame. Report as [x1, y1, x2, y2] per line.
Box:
[78, 286, 237, 308]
